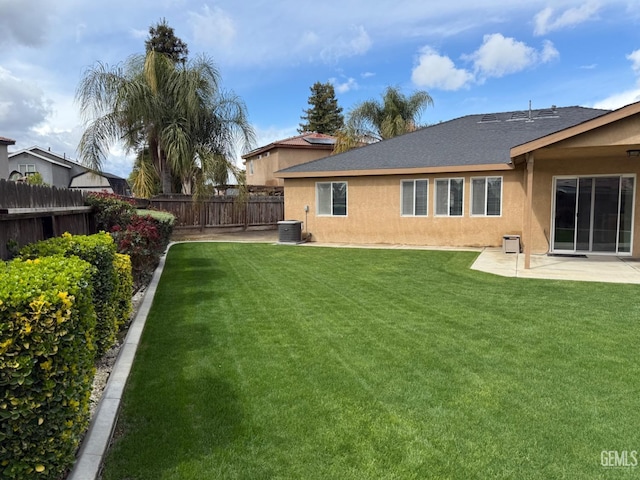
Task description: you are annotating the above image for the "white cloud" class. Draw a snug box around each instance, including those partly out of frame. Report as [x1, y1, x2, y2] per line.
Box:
[411, 47, 473, 91]
[130, 27, 148, 40]
[466, 34, 557, 80]
[320, 25, 372, 62]
[592, 49, 640, 111]
[330, 77, 359, 94]
[627, 49, 640, 74]
[0, 67, 52, 134]
[468, 34, 536, 78]
[189, 4, 236, 48]
[534, 3, 600, 36]
[299, 31, 320, 49]
[540, 39, 560, 63]
[592, 89, 640, 110]
[361, 72, 375, 78]
[0, 0, 52, 46]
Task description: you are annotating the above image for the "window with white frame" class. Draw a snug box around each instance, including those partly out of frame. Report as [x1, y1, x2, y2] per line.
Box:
[249, 160, 254, 175]
[471, 176, 502, 216]
[435, 178, 464, 216]
[19, 164, 36, 175]
[316, 181, 347, 216]
[401, 179, 428, 216]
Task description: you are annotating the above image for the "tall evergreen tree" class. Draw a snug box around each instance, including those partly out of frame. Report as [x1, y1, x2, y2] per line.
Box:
[299, 82, 344, 135]
[145, 18, 189, 65]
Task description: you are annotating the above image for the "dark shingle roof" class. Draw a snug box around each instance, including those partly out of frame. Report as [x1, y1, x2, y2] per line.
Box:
[278, 106, 609, 174]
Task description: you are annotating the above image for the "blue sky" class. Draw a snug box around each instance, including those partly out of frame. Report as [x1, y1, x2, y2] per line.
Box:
[1, 0, 640, 178]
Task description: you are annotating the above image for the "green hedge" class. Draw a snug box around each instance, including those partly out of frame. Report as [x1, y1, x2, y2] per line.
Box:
[20, 233, 119, 356]
[114, 253, 133, 329]
[0, 256, 96, 479]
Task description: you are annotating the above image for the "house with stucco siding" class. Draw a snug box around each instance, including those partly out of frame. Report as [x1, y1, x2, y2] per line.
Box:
[242, 132, 336, 187]
[277, 102, 640, 269]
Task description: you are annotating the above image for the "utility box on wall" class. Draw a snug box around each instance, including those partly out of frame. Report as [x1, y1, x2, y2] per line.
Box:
[277, 220, 303, 243]
[503, 235, 521, 254]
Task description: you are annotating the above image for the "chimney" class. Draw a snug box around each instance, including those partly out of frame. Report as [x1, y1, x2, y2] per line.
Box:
[0, 136, 17, 180]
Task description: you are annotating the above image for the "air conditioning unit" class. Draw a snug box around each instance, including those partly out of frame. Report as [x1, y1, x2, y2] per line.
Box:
[277, 220, 303, 243]
[503, 235, 521, 254]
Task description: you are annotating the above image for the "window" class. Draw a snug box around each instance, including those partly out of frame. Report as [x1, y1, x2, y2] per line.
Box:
[317, 181, 347, 216]
[435, 178, 464, 216]
[19, 164, 36, 175]
[471, 177, 502, 216]
[249, 160, 254, 175]
[401, 180, 428, 216]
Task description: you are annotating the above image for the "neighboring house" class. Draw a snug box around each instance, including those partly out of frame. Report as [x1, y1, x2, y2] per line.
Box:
[277, 102, 640, 268]
[0, 136, 16, 180]
[7, 146, 130, 195]
[69, 171, 130, 195]
[242, 132, 336, 186]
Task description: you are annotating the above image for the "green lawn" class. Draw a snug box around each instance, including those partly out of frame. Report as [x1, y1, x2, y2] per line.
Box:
[101, 243, 640, 479]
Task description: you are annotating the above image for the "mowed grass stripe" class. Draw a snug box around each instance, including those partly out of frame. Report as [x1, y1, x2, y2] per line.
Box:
[102, 242, 640, 480]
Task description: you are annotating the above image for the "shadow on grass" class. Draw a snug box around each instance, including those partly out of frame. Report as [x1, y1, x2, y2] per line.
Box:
[107, 372, 244, 479]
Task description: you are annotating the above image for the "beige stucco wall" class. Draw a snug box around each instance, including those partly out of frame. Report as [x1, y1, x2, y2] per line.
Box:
[283, 112, 640, 255]
[284, 169, 526, 247]
[246, 148, 332, 186]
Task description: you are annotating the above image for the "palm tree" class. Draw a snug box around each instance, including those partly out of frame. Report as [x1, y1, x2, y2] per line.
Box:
[76, 50, 254, 197]
[346, 86, 433, 141]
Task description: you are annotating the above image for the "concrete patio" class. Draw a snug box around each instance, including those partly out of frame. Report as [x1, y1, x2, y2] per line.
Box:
[471, 247, 640, 284]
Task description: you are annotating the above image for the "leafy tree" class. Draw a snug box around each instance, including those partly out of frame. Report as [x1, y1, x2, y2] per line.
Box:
[24, 171, 47, 186]
[145, 18, 189, 65]
[346, 86, 433, 141]
[299, 82, 344, 135]
[76, 50, 255, 197]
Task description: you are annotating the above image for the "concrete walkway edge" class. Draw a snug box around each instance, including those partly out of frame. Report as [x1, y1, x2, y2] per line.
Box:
[68, 246, 170, 480]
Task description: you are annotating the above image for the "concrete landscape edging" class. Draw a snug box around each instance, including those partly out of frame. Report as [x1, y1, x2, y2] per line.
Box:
[68, 247, 170, 480]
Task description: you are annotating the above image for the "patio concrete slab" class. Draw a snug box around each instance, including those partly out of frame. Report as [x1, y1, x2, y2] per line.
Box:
[471, 247, 640, 283]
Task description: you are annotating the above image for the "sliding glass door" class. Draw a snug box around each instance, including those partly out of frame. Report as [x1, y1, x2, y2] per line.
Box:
[552, 175, 635, 254]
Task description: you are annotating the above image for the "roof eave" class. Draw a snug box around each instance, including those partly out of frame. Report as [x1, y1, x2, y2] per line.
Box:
[242, 143, 334, 159]
[277, 163, 513, 179]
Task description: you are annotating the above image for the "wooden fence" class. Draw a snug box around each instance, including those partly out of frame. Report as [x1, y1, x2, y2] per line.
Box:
[0, 179, 94, 260]
[148, 195, 284, 230]
[0, 181, 284, 259]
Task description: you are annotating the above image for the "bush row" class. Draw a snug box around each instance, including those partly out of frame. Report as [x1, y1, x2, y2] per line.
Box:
[20, 232, 123, 357]
[87, 193, 175, 290]
[0, 256, 97, 480]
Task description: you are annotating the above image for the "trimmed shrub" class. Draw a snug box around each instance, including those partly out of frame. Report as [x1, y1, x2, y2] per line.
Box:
[136, 209, 175, 251]
[111, 215, 166, 290]
[86, 192, 136, 231]
[0, 256, 96, 480]
[20, 233, 118, 356]
[88, 194, 174, 290]
[113, 253, 133, 329]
